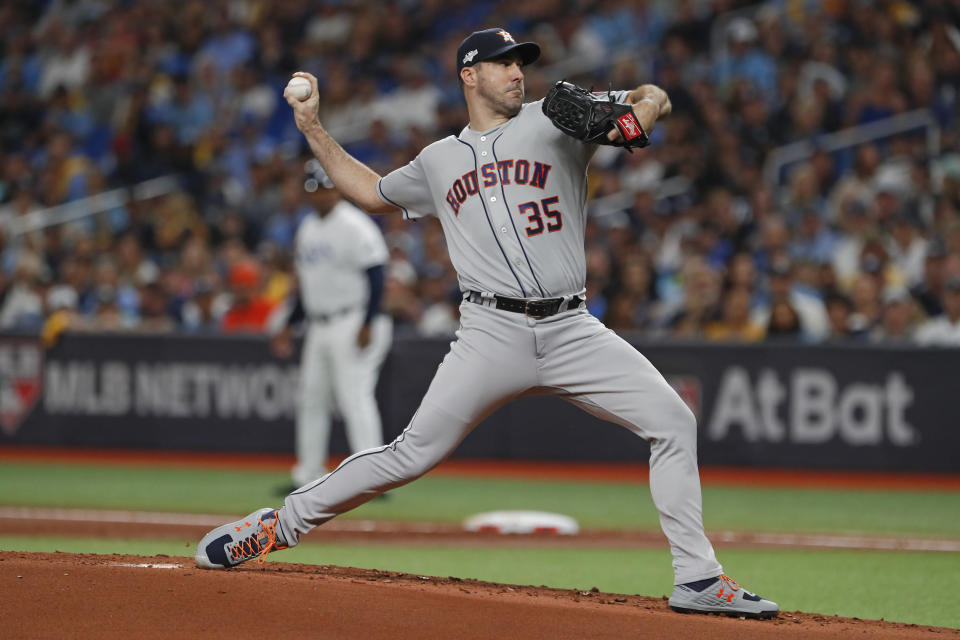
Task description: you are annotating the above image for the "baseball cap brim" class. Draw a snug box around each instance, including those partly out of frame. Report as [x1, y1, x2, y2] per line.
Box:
[479, 41, 540, 66]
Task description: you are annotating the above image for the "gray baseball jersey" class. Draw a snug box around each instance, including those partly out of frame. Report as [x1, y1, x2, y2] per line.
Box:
[376, 94, 629, 299]
[275, 95, 723, 586]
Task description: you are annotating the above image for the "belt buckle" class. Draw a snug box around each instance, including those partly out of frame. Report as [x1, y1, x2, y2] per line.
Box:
[524, 300, 549, 319]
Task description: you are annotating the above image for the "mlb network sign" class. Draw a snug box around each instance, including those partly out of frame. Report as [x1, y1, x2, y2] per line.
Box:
[0, 335, 299, 442]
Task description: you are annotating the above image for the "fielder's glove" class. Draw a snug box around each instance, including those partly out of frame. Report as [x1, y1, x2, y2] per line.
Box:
[542, 80, 650, 151]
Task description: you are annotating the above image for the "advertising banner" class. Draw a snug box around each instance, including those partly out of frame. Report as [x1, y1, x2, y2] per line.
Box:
[1, 334, 956, 471]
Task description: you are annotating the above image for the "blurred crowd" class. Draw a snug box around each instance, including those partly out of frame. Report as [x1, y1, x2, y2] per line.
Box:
[1, 0, 960, 346]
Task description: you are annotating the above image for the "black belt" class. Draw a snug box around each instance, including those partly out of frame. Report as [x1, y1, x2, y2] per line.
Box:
[466, 292, 584, 319]
[308, 307, 358, 323]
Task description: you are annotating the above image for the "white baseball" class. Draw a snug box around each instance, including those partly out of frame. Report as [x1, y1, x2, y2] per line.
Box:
[286, 76, 312, 101]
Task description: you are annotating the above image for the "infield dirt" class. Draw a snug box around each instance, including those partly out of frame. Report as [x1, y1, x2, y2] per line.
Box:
[3, 551, 957, 639]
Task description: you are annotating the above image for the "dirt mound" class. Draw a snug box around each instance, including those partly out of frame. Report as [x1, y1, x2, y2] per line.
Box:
[3, 551, 953, 639]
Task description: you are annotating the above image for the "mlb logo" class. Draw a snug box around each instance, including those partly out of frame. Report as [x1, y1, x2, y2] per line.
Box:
[0, 339, 43, 435]
[667, 375, 701, 420]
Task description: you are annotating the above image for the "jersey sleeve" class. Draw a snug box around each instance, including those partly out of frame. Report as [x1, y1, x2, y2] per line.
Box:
[377, 153, 435, 220]
[353, 215, 390, 270]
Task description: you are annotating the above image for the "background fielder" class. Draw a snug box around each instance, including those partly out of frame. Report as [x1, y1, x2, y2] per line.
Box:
[197, 27, 778, 619]
[272, 160, 392, 491]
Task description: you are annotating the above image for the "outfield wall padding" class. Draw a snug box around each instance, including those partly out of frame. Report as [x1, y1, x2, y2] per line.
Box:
[1, 333, 956, 471]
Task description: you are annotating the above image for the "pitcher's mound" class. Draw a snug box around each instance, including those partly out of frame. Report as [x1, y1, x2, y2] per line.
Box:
[2, 552, 948, 639]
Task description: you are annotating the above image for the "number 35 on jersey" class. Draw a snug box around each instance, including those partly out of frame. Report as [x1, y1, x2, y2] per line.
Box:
[444, 157, 561, 238]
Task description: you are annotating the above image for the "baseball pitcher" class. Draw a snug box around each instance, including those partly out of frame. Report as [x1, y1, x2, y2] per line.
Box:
[197, 27, 778, 619]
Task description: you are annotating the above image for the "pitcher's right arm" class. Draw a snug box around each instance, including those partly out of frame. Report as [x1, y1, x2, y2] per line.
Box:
[284, 72, 397, 214]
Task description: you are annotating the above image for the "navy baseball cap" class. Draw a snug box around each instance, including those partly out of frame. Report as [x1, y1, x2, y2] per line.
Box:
[456, 28, 540, 74]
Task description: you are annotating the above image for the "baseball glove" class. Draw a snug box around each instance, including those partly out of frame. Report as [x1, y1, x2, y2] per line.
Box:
[542, 80, 650, 151]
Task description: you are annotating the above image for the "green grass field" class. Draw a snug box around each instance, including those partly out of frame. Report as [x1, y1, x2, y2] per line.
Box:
[2, 460, 959, 628]
[2, 462, 959, 535]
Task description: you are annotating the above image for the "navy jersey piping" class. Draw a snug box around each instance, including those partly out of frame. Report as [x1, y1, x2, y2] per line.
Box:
[455, 138, 527, 297]
[290, 407, 421, 497]
[491, 131, 547, 297]
[376, 178, 412, 220]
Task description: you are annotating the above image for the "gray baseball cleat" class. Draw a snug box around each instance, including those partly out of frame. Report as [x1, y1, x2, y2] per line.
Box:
[195, 507, 289, 569]
[669, 574, 778, 619]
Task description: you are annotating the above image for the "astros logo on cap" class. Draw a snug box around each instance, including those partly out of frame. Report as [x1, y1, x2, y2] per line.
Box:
[498, 30, 514, 43]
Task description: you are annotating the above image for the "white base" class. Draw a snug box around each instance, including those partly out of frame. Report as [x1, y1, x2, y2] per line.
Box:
[463, 510, 579, 535]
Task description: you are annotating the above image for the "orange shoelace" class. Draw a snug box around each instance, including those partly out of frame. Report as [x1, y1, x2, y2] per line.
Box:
[716, 574, 741, 602]
[228, 512, 288, 564]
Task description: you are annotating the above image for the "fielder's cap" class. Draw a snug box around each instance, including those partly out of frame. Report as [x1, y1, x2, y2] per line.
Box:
[303, 158, 334, 192]
[456, 28, 540, 74]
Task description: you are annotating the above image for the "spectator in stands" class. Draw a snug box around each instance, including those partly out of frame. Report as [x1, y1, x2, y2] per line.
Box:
[764, 299, 802, 342]
[829, 145, 881, 221]
[912, 240, 947, 317]
[91, 255, 138, 325]
[0, 250, 45, 330]
[871, 288, 919, 343]
[40, 285, 79, 348]
[3, 0, 956, 348]
[824, 292, 856, 342]
[179, 277, 226, 333]
[603, 293, 642, 332]
[844, 56, 908, 127]
[831, 199, 874, 288]
[90, 286, 126, 331]
[605, 250, 660, 331]
[714, 17, 777, 102]
[752, 216, 790, 276]
[848, 272, 884, 336]
[859, 236, 906, 296]
[115, 232, 159, 292]
[263, 174, 311, 251]
[705, 286, 764, 342]
[221, 258, 277, 333]
[415, 263, 459, 337]
[724, 252, 758, 294]
[754, 258, 828, 342]
[792, 209, 839, 265]
[888, 214, 929, 288]
[382, 255, 421, 337]
[914, 276, 960, 346]
[135, 280, 176, 333]
[584, 245, 613, 319]
[666, 257, 721, 339]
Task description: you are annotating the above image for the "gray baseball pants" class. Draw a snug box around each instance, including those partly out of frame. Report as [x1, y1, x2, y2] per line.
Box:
[278, 300, 723, 584]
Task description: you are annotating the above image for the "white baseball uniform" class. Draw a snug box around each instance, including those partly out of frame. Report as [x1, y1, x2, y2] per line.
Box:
[290, 199, 393, 487]
[277, 96, 723, 585]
